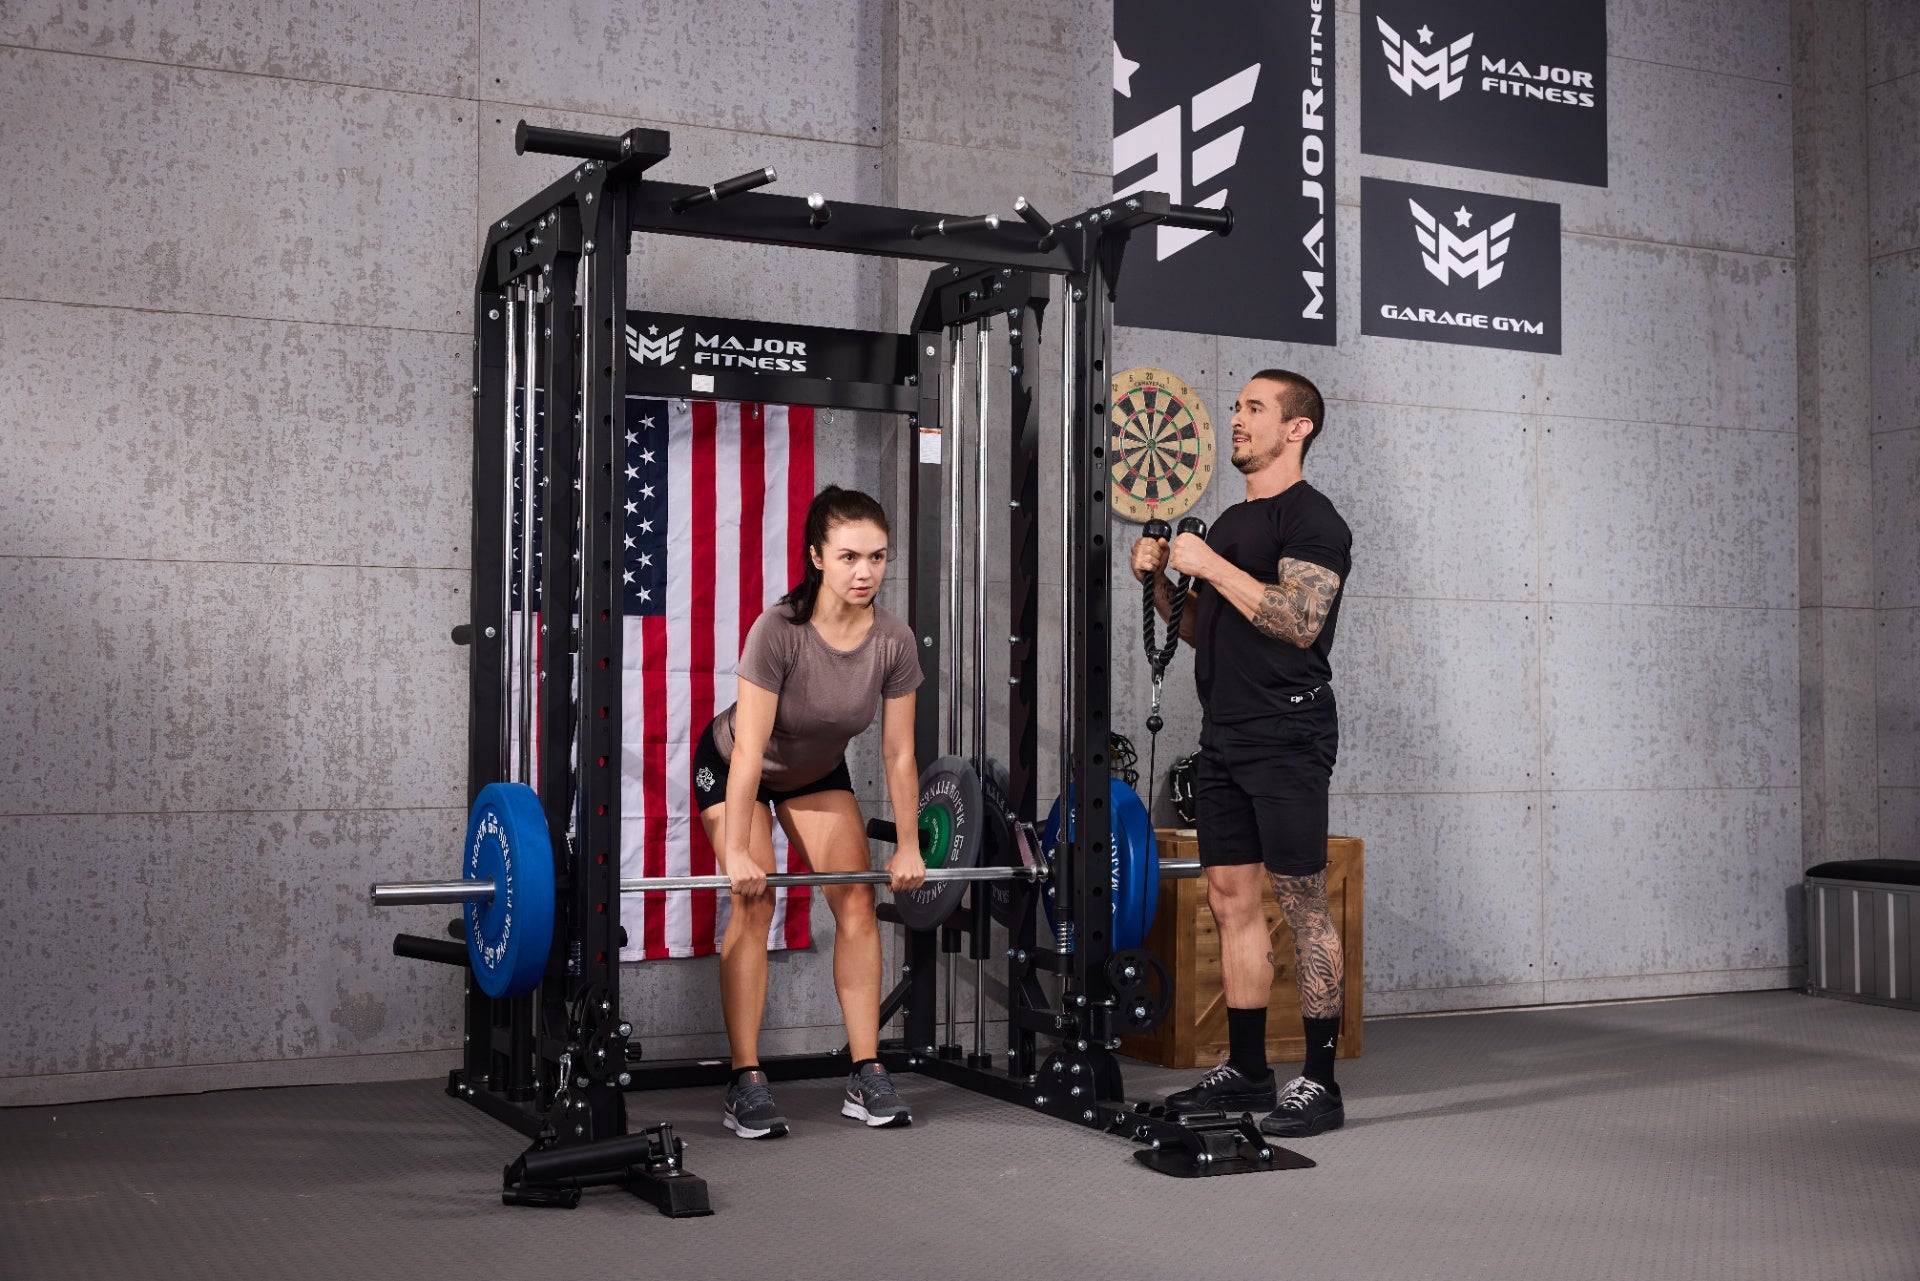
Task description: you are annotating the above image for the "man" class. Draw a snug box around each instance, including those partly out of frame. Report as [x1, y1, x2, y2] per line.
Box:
[1130, 369, 1351, 1138]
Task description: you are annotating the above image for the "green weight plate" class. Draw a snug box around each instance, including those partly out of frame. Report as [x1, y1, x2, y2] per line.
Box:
[919, 803, 953, 870]
[897, 756, 981, 932]
[464, 782, 556, 999]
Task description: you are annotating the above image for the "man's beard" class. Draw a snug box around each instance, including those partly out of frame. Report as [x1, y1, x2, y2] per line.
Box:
[1231, 439, 1282, 474]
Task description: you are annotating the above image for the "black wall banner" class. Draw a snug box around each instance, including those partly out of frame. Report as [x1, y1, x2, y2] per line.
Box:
[1361, 0, 1607, 187]
[1360, 178, 1560, 354]
[1113, 0, 1335, 344]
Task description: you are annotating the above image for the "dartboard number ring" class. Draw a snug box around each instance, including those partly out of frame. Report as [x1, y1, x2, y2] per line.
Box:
[1109, 367, 1216, 525]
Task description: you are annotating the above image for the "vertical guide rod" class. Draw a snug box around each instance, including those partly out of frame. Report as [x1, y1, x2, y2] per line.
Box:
[945, 324, 965, 757]
[1057, 289, 1075, 827]
[500, 284, 519, 782]
[570, 254, 593, 839]
[518, 280, 539, 786]
[972, 314, 992, 1063]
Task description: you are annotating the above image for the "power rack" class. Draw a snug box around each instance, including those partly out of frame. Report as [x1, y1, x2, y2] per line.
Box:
[390, 120, 1295, 1210]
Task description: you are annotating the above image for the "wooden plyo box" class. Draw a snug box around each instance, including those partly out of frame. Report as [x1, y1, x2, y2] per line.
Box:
[1118, 832, 1363, 1069]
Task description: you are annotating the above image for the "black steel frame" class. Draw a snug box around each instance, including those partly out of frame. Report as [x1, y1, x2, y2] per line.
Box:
[449, 121, 1239, 1183]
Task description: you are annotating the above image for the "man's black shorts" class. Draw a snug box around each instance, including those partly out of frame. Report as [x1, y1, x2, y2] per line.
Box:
[1194, 688, 1338, 877]
[691, 719, 854, 812]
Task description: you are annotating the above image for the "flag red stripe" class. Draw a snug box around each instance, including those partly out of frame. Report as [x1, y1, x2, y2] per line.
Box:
[782, 405, 816, 950]
[739, 405, 766, 646]
[688, 401, 720, 949]
[641, 612, 669, 959]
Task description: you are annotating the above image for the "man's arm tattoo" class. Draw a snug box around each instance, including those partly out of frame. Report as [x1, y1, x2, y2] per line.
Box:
[1250, 558, 1342, 647]
[1271, 870, 1343, 1019]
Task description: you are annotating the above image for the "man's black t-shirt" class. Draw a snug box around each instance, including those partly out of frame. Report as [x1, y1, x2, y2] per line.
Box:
[1193, 480, 1352, 724]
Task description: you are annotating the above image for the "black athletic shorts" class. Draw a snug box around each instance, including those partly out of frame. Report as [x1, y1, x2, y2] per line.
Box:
[691, 719, 854, 812]
[1194, 687, 1338, 877]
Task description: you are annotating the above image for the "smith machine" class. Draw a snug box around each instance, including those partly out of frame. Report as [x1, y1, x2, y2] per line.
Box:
[370, 121, 1311, 1213]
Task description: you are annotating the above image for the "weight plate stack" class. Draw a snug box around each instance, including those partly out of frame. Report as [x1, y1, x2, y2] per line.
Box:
[896, 756, 982, 931]
[1040, 778, 1158, 952]
[463, 782, 556, 998]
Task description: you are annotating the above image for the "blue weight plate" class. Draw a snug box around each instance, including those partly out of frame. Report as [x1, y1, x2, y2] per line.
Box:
[464, 782, 556, 998]
[1042, 781, 1146, 951]
[1110, 780, 1153, 951]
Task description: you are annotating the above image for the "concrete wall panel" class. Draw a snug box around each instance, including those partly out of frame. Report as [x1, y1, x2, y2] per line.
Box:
[1543, 603, 1799, 791]
[3, 807, 465, 1080]
[481, 0, 883, 147]
[892, 0, 1107, 168]
[1559, 58, 1793, 258]
[1868, 73, 1920, 256]
[0, 48, 474, 332]
[1876, 429, 1920, 608]
[0, 301, 469, 569]
[1867, 0, 1920, 84]
[1611, 0, 1791, 82]
[1544, 787, 1802, 981]
[1879, 607, 1920, 789]
[1333, 791, 1542, 999]
[1883, 787, 1920, 858]
[1543, 419, 1799, 610]
[1, 559, 467, 817]
[0, 0, 476, 97]
[1543, 237, 1797, 432]
[1310, 403, 1538, 604]
[1870, 251, 1920, 435]
[1335, 600, 1542, 795]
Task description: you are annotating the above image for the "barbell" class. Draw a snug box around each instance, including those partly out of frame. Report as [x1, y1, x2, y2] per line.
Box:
[371, 756, 1199, 998]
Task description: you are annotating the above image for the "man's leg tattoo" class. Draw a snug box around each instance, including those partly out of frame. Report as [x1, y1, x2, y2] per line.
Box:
[1270, 870, 1343, 1019]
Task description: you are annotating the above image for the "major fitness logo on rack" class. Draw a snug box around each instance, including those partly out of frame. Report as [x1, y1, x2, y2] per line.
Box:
[1361, 0, 1607, 186]
[626, 320, 807, 373]
[1361, 177, 1560, 354]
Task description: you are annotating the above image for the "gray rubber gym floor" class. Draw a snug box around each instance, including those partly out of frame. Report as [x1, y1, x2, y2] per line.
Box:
[4, 991, 1917, 1281]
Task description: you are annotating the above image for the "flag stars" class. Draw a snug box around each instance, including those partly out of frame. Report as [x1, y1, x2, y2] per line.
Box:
[640, 449, 656, 465]
[625, 500, 638, 515]
[624, 535, 635, 549]
[625, 429, 638, 445]
[640, 484, 656, 499]
[626, 464, 639, 479]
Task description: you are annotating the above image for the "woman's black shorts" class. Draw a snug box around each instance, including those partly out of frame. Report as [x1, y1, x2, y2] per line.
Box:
[1194, 689, 1338, 877]
[691, 719, 854, 812]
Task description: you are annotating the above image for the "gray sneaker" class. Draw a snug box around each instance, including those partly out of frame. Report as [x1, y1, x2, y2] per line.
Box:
[841, 1062, 912, 1128]
[724, 1069, 788, 1139]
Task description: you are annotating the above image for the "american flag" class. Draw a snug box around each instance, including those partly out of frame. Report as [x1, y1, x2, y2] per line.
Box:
[620, 397, 816, 959]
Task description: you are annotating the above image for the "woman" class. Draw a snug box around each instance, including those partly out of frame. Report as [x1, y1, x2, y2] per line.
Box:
[692, 485, 927, 1138]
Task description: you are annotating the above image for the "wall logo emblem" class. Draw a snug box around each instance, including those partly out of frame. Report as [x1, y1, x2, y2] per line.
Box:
[625, 323, 685, 366]
[1377, 19, 1473, 99]
[1113, 59, 1261, 262]
[1361, 0, 1606, 186]
[1409, 199, 1515, 289]
[1361, 177, 1559, 354]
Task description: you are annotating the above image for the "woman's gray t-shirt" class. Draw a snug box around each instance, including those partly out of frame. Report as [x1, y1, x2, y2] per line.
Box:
[711, 602, 924, 790]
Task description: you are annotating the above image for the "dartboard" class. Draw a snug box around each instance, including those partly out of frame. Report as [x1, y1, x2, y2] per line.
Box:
[1109, 367, 1216, 524]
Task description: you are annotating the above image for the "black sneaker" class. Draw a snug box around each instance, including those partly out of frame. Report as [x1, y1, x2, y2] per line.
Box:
[723, 1069, 788, 1139]
[841, 1062, 912, 1128]
[1259, 1075, 1344, 1137]
[1164, 1062, 1278, 1114]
